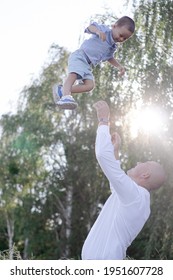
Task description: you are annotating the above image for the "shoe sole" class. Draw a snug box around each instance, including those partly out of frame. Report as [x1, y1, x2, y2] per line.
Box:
[57, 102, 78, 110]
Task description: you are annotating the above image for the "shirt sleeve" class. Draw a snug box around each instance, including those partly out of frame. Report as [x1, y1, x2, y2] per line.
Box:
[95, 125, 141, 204]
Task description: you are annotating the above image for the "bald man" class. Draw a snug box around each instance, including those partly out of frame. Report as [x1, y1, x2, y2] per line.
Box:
[81, 101, 165, 260]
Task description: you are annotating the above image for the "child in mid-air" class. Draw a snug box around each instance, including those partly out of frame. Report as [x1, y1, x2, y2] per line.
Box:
[52, 16, 135, 110]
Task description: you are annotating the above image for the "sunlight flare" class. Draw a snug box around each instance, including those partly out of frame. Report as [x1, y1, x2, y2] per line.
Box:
[128, 106, 165, 138]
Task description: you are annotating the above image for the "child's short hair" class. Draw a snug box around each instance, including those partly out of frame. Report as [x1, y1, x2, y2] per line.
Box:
[116, 16, 135, 33]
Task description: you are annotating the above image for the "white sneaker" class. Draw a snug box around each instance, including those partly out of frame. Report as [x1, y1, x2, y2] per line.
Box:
[57, 95, 78, 110]
[52, 84, 63, 104]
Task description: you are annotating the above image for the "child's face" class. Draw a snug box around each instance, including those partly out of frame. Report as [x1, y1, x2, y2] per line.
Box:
[111, 24, 133, 43]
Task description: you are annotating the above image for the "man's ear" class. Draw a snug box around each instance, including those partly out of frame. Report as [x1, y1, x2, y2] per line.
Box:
[141, 172, 150, 179]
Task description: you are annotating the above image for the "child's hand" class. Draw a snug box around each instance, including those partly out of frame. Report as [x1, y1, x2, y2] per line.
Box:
[118, 66, 125, 76]
[96, 31, 106, 41]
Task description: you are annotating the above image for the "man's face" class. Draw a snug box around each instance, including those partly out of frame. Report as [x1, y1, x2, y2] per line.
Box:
[112, 24, 133, 43]
[127, 162, 150, 178]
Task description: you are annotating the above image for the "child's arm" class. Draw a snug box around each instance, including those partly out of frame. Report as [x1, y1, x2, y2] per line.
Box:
[86, 24, 106, 41]
[107, 57, 125, 76]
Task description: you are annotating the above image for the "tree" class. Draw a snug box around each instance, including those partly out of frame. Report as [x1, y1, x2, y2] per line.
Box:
[1, 1, 173, 260]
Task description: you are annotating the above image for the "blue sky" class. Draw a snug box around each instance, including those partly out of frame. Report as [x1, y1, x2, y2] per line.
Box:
[0, 0, 133, 116]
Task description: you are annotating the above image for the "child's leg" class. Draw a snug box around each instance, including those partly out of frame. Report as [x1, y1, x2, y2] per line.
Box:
[54, 72, 78, 110]
[55, 73, 94, 110]
[63, 74, 94, 95]
[71, 79, 95, 94]
[63, 73, 77, 96]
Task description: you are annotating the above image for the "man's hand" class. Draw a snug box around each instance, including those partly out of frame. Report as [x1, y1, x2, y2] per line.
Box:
[93, 100, 110, 122]
[111, 132, 121, 150]
[111, 132, 121, 160]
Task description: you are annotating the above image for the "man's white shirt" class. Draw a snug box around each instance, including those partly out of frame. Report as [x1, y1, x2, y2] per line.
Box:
[82, 125, 150, 260]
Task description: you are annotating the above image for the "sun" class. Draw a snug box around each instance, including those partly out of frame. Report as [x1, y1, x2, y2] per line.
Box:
[128, 106, 165, 138]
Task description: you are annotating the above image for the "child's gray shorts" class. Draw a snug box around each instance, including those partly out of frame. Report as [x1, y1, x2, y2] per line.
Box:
[68, 49, 94, 80]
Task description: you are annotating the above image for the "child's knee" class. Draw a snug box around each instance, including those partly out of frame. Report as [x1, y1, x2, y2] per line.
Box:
[83, 80, 95, 91]
[89, 80, 95, 91]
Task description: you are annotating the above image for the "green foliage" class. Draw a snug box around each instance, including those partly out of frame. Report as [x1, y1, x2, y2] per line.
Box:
[0, 246, 22, 260]
[0, 1, 173, 260]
